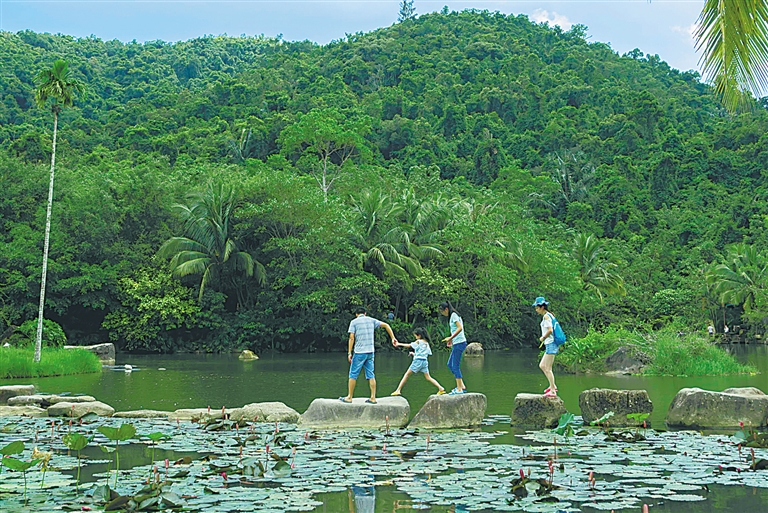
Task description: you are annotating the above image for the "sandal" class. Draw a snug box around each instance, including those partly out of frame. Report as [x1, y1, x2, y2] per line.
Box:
[390, 391, 402, 396]
[437, 389, 446, 395]
[448, 389, 465, 396]
[365, 399, 378, 404]
[544, 386, 558, 394]
[338, 397, 352, 403]
[543, 390, 558, 398]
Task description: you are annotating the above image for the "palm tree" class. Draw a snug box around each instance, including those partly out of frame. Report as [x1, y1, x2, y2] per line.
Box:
[575, 233, 626, 302]
[706, 243, 768, 311]
[158, 182, 265, 305]
[350, 189, 423, 278]
[695, 0, 768, 112]
[33, 60, 84, 363]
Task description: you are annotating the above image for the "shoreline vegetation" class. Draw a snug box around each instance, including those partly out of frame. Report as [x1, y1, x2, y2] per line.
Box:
[0, 348, 102, 379]
[555, 328, 757, 376]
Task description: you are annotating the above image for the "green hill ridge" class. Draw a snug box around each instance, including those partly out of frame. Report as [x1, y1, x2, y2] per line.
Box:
[1, 10, 767, 352]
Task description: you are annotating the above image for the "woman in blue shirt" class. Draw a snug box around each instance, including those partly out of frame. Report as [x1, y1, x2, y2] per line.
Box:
[439, 301, 467, 395]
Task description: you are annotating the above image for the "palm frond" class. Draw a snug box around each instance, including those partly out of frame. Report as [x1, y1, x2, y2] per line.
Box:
[695, 0, 768, 112]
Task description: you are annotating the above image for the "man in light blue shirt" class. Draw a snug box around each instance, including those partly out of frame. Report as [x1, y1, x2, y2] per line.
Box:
[340, 307, 398, 404]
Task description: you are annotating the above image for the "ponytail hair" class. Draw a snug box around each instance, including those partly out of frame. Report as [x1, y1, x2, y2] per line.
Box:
[438, 301, 460, 317]
[413, 327, 431, 343]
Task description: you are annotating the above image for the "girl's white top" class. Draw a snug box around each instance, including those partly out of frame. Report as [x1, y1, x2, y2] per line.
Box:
[450, 312, 467, 344]
[412, 340, 432, 359]
[540, 313, 554, 345]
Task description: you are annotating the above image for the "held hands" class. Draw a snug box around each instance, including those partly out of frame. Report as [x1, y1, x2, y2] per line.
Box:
[392, 339, 399, 348]
[408, 351, 415, 357]
[443, 337, 452, 347]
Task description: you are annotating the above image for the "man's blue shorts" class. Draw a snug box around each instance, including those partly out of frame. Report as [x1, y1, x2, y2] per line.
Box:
[409, 358, 429, 374]
[349, 352, 375, 380]
[544, 342, 559, 355]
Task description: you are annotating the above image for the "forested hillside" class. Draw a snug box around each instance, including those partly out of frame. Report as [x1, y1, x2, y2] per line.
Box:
[2, 10, 768, 352]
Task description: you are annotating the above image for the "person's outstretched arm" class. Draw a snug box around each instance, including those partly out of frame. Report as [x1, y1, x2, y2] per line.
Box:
[380, 322, 398, 345]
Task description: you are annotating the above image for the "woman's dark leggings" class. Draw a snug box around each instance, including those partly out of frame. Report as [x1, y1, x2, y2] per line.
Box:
[447, 341, 467, 379]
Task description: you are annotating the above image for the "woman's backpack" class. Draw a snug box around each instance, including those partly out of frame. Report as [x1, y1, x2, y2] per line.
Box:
[548, 313, 567, 346]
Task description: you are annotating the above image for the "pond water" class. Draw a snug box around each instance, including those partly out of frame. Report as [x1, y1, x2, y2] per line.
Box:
[2, 346, 767, 512]
[13, 346, 768, 430]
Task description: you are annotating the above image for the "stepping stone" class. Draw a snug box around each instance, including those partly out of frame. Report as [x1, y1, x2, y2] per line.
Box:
[579, 388, 652, 427]
[48, 401, 115, 418]
[0, 385, 35, 404]
[113, 410, 172, 419]
[229, 402, 300, 424]
[0, 406, 47, 417]
[9, 395, 98, 407]
[170, 408, 233, 421]
[666, 387, 768, 429]
[298, 397, 410, 429]
[511, 393, 567, 429]
[408, 392, 487, 429]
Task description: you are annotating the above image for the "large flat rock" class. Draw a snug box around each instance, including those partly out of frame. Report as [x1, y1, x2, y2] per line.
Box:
[113, 410, 172, 419]
[408, 393, 487, 429]
[48, 401, 115, 418]
[0, 385, 35, 404]
[511, 393, 567, 429]
[8, 394, 97, 407]
[170, 408, 233, 421]
[666, 387, 768, 429]
[0, 406, 47, 417]
[229, 402, 300, 424]
[299, 397, 410, 429]
[579, 388, 653, 427]
[64, 343, 115, 365]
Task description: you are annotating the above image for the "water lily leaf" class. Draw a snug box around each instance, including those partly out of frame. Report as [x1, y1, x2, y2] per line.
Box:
[105, 495, 132, 511]
[0, 440, 24, 456]
[3, 457, 40, 471]
[62, 433, 89, 451]
[161, 491, 185, 507]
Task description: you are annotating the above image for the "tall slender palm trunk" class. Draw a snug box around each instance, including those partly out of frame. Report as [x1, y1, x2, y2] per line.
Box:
[34, 111, 57, 363]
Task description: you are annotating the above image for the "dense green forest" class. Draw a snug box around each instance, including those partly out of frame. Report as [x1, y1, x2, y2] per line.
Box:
[2, 10, 768, 353]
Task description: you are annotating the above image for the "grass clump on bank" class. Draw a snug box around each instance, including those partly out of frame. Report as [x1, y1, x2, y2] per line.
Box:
[644, 332, 756, 376]
[0, 347, 102, 379]
[555, 328, 756, 376]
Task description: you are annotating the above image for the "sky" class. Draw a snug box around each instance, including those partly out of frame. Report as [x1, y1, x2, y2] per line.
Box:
[0, 0, 705, 73]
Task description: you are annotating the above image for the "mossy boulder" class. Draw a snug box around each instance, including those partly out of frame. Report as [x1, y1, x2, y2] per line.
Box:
[666, 387, 768, 429]
[408, 393, 487, 429]
[0, 385, 35, 404]
[511, 393, 567, 429]
[579, 388, 652, 427]
[299, 397, 410, 429]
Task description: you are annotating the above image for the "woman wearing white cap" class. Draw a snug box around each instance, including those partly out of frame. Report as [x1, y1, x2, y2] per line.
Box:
[533, 296, 558, 397]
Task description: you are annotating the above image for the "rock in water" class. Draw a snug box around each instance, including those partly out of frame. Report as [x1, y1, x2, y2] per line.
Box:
[603, 346, 649, 375]
[464, 342, 484, 356]
[511, 393, 567, 429]
[0, 385, 35, 404]
[113, 410, 172, 419]
[408, 393, 487, 429]
[239, 350, 259, 361]
[579, 388, 653, 427]
[63, 343, 116, 365]
[298, 397, 410, 429]
[0, 406, 47, 417]
[666, 387, 768, 429]
[7, 394, 96, 407]
[229, 402, 300, 424]
[48, 401, 115, 418]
